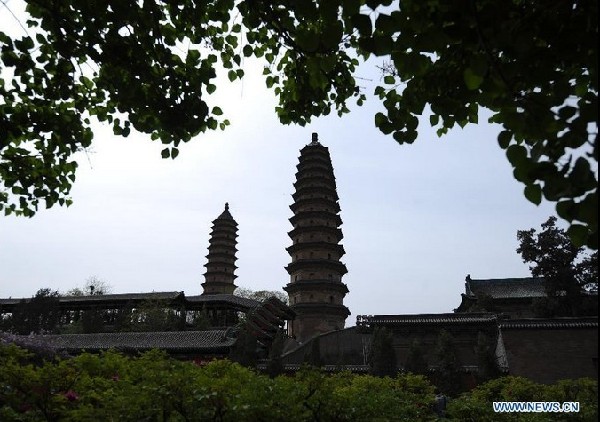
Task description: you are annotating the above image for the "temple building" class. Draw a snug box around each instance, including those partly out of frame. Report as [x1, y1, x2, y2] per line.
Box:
[284, 133, 350, 343]
[454, 275, 547, 318]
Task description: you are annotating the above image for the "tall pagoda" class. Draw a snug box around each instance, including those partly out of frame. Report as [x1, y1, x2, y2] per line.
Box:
[201, 203, 238, 295]
[284, 133, 350, 342]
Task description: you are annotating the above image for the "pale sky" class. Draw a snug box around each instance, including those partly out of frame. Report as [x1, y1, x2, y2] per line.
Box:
[0, 3, 560, 322]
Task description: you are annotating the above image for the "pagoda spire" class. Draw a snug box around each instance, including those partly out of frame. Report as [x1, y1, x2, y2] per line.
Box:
[284, 134, 350, 342]
[201, 203, 238, 295]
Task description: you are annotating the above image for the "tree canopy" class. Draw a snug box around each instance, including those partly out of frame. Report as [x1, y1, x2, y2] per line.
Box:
[517, 216, 598, 317]
[1, 0, 597, 247]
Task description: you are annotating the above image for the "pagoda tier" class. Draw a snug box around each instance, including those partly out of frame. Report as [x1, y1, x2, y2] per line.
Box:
[284, 133, 350, 343]
[202, 203, 238, 295]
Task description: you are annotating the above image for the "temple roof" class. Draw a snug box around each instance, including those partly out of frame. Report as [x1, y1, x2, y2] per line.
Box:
[356, 313, 498, 328]
[186, 294, 260, 310]
[499, 317, 598, 329]
[0, 292, 258, 312]
[29, 330, 236, 353]
[465, 277, 546, 299]
[0, 292, 184, 309]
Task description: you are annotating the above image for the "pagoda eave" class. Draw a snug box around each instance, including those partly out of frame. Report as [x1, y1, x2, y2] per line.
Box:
[286, 242, 345, 256]
[284, 280, 349, 294]
[285, 259, 348, 275]
[290, 302, 351, 318]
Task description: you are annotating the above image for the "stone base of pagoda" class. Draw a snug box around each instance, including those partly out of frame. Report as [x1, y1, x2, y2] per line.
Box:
[288, 303, 350, 343]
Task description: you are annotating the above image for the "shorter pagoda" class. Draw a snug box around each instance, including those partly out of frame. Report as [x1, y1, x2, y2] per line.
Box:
[201, 203, 238, 295]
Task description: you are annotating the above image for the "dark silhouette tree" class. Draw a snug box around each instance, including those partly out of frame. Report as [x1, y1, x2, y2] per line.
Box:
[304, 336, 322, 368]
[433, 330, 462, 397]
[404, 338, 428, 375]
[266, 330, 286, 378]
[229, 328, 258, 368]
[10, 288, 61, 334]
[475, 331, 501, 383]
[518, 217, 598, 316]
[128, 299, 184, 332]
[369, 327, 397, 377]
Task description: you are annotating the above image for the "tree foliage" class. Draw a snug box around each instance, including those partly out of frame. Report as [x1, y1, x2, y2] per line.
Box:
[432, 329, 463, 397]
[5, 288, 61, 335]
[369, 326, 397, 377]
[475, 331, 501, 384]
[229, 328, 259, 368]
[1, 0, 597, 248]
[518, 216, 598, 316]
[448, 376, 598, 421]
[64, 275, 112, 297]
[0, 345, 439, 421]
[234, 287, 289, 305]
[404, 338, 428, 376]
[1, 343, 596, 421]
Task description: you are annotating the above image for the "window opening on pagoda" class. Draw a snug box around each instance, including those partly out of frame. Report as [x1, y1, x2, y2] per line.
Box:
[310, 294, 314, 300]
[310, 273, 314, 279]
[329, 296, 334, 303]
[310, 252, 313, 258]
[295, 275, 298, 281]
[328, 274, 332, 279]
[327, 253, 331, 259]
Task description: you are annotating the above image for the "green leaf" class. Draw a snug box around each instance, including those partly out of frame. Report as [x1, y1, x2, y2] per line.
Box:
[497, 131, 513, 149]
[506, 145, 527, 167]
[430, 114, 439, 126]
[352, 13, 372, 36]
[524, 184, 542, 205]
[212, 107, 223, 116]
[556, 200, 575, 222]
[463, 68, 484, 90]
[243, 45, 253, 57]
[374, 112, 388, 129]
[383, 75, 395, 84]
[227, 70, 237, 82]
[566, 224, 588, 247]
[171, 147, 179, 159]
[161, 148, 170, 159]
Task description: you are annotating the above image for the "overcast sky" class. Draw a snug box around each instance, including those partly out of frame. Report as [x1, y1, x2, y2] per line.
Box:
[1, 3, 560, 322]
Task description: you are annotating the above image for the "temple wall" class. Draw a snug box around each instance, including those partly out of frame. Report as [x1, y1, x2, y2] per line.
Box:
[501, 326, 598, 383]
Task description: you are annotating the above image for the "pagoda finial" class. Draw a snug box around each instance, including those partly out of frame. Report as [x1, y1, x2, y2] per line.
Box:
[225, 202, 229, 211]
[310, 132, 320, 145]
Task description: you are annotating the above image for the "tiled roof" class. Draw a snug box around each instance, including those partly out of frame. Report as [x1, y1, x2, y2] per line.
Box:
[186, 294, 260, 310]
[0, 292, 183, 307]
[467, 277, 546, 299]
[58, 291, 184, 303]
[357, 313, 497, 327]
[500, 317, 598, 329]
[32, 330, 236, 352]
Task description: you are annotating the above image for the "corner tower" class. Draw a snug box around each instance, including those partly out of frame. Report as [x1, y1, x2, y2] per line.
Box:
[201, 203, 238, 295]
[284, 133, 350, 342]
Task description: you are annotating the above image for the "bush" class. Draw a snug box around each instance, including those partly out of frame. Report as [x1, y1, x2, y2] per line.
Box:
[448, 376, 598, 421]
[1, 343, 596, 421]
